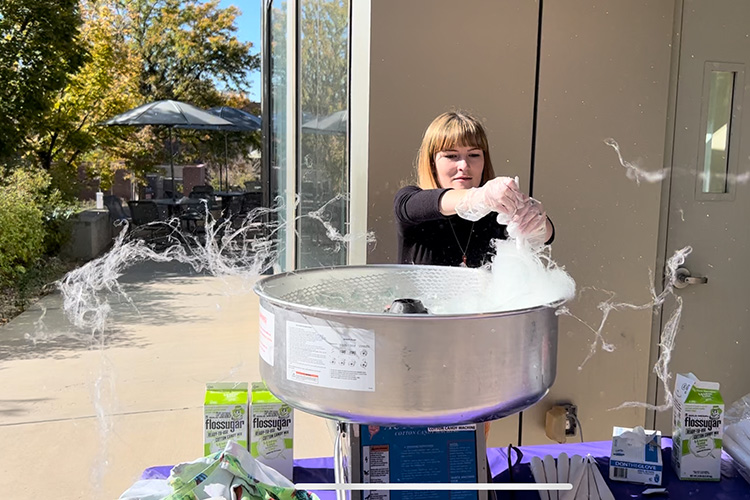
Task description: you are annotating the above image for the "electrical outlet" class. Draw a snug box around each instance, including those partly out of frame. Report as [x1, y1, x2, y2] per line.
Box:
[562, 403, 578, 436]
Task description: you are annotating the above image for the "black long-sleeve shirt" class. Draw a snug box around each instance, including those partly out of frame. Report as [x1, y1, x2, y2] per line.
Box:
[394, 186, 508, 267]
[394, 185, 554, 267]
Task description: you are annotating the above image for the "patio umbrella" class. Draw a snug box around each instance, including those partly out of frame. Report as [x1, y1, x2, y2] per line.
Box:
[206, 106, 262, 132]
[178, 106, 261, 189]
[301, 109, 347, 135]
[205, 107, 261, 191]
[101, 100, 233, 199]
[176, 106, 261, 190]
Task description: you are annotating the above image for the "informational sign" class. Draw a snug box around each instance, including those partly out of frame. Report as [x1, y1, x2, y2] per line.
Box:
[363, 444, 391, 500]
[286, 320, 375, 391]
[360, 425, 479, 500]
[258, 304, 275, 366]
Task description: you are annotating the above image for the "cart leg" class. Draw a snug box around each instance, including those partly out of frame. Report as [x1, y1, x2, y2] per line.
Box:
[334, 421, 348, 500]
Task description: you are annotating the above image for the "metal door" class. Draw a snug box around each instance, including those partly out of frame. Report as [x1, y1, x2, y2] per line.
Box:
[653, 0, 750, 431]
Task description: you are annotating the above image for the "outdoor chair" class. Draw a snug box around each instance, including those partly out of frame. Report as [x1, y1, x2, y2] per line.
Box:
[127, 200, 170, 244]
[240, 191, 262, 213]
[180, 200, 209, 239]
[230, 192, 265, 237]
[103, 195, 131, 224]
[188, 190, 215, 211]
[228, 192, 261, 225]
[226, 195, 243, 217]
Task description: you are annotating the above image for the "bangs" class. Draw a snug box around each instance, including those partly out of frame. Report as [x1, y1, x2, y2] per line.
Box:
[429, 117, 487, 154]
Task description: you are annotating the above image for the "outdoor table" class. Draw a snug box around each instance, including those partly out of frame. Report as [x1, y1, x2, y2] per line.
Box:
[141, 439, 750, 499]
[213, 191, 245, 197]
[153, 197, 203, 217]
[213, 191, 245, 215]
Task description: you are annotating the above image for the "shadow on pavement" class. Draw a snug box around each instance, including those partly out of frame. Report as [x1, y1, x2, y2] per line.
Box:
[0, 261, 231, 363]
[0, 398, 54, 418]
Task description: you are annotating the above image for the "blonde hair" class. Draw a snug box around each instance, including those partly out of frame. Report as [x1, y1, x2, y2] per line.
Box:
[416, 111, 496, 189]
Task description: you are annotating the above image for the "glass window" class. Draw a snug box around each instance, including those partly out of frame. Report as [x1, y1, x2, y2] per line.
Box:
[270, 0, 289, 267]
[701, 71, 735, 194]
[297, 0, 350, 269]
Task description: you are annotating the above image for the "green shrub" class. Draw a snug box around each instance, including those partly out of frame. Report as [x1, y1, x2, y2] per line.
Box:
[41, 206, 75, 256]
[0, 169, 75, 282]
[39, 191, 76, 256]
[0, 172, 46, 280]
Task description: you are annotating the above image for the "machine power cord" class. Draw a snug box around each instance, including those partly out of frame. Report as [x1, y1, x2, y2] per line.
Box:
[573, 414, 585, 443]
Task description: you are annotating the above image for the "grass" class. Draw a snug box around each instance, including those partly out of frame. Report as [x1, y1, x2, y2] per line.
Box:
[0, 256, 79, 325]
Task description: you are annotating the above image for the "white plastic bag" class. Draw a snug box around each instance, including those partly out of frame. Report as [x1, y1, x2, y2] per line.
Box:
[724, 393, 750, 484]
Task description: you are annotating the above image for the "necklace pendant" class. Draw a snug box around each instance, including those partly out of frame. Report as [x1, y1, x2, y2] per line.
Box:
[448, 219, 474, 269]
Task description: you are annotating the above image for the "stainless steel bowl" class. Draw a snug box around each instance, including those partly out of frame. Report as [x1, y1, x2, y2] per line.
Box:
[253, 265, 558, 425]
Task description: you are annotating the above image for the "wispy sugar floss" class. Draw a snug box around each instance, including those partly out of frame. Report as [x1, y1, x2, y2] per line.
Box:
[485, 240, 576, 312]
[59, 206, 279, 336]
[430, 240, 576, 314]
[604, 138, 669, 184]
[306, 193, 377, 251]
[55, 205, 280, 492]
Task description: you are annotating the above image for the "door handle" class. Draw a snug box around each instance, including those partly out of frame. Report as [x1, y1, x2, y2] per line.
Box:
[674, 267, 708, 289]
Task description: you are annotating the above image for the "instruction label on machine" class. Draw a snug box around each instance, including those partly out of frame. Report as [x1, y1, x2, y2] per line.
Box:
[258, 305, 275, 366]
[286, 321, 375, 391]
[363, 444, 391, 500]
[361, 425, 479, 500]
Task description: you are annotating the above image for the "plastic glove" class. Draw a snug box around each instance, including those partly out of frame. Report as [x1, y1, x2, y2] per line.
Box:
[507, 197, 548, 250]
[455, 176, 521, 222]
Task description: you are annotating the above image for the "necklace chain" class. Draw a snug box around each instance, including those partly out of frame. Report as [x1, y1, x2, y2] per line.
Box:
[448, 219, 475, 266]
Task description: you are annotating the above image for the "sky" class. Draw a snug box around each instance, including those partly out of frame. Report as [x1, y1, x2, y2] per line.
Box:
[218, 0, 262, 101]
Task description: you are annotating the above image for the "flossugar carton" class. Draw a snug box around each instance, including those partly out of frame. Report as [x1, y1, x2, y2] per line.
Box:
[250, 382, 294, 480]
[204, 382, 249, 455]
[672, 373, 724, 481]
[609, 426, 663, 485]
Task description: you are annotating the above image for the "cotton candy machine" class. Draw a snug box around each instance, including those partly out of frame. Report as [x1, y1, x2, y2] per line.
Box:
[253, 264, 560, 426]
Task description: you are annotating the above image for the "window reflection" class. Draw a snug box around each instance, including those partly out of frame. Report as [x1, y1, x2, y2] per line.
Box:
[702, 71, 735, 194]
[297, 0, 350, 269]
[270, 1, 289, 267]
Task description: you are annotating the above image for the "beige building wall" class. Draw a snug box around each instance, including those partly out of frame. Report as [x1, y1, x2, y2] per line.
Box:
[522, 0, 675, 444]
[366, 0, 539, 267]
[364, 0, 676, 445]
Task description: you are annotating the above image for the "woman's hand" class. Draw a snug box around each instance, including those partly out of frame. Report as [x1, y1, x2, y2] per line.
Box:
[513, 198, 547, 232]
[509, 197, 550, 248]
[455, 176, 521, 221]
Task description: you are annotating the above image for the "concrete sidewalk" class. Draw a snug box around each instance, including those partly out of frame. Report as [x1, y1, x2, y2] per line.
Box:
[0, 260, 332, 499]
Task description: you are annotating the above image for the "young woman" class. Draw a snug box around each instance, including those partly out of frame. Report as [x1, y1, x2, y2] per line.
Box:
[394, 111, 554, 267]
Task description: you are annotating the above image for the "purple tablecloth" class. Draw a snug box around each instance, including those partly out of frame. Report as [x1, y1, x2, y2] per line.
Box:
[487, 439, 750, 499]
[142, 440, 750, 499]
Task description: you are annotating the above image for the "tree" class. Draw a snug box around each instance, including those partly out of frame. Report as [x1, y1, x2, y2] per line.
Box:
[106, 0, 261, 187]
[30, 0, 140, 189]
[0, 0, 88, 164]
[13, 0, 260, 193]
[124, 0, 259, 106]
